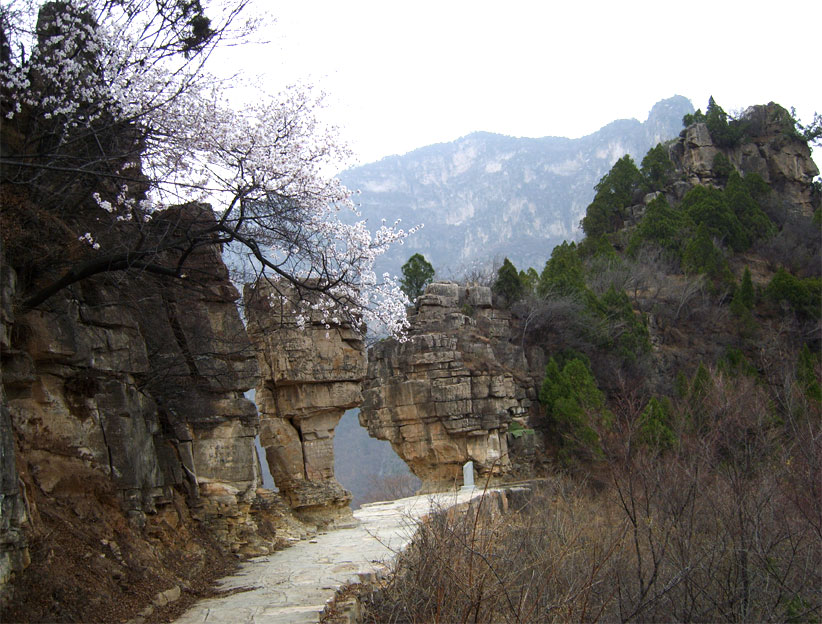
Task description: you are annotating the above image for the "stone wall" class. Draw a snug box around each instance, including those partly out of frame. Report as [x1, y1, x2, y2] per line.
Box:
[360, 282, 539, 491]
[244, 279, 363, 527]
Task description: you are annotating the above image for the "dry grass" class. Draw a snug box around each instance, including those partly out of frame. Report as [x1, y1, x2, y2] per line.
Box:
[360, 375, 821, 623]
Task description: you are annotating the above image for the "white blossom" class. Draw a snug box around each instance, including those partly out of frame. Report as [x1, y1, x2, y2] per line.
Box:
[1, 0, 416, 337]
[78, 232, 100, 249]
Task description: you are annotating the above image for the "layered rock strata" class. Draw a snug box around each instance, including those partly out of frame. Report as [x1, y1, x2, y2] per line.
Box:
[245, 279, 363, 527]
[361, 282, 537, 491]
[0, 206, 289, 590]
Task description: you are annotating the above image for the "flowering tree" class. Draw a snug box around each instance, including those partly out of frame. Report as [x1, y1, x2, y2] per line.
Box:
[0, 0, 411, 336]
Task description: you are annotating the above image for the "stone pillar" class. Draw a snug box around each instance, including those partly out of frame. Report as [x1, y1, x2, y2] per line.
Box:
[244, 279, 365, 527]
[461, 461, 475, 491]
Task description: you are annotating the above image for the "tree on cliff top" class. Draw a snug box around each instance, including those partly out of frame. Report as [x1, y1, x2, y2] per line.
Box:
[0, 0, 411, 336]
[399, 253, 434, 303]
[640, 144, 674, 193]
[492, 258, 524, 306]
[580, 155, 642, 237]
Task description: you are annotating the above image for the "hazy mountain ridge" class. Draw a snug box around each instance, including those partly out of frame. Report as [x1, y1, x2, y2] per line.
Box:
[341, 96, 694, 276]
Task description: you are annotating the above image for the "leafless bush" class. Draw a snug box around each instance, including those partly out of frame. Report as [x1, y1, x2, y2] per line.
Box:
[441, 258, 501, 288]
[361, 482, 627, 624]
[513, 290, 593, 355]
[625, 245, 681, 306]
[755, 217, 821, 278]
[587, 256, 634, 297]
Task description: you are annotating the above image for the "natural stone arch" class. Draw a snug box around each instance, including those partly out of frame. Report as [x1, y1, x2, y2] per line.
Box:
[360, 282, 539, 492]
[244, 279, 364, 527]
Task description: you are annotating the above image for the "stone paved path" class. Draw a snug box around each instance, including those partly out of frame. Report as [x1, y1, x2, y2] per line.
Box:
[173, 487, 488, 624]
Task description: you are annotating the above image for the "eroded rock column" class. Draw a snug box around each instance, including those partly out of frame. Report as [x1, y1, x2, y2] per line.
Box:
[361, 282, 536, 492]
[245, 280, 364, 527]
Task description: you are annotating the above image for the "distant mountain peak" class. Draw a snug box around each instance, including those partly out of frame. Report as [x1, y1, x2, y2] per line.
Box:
[647, 95, 693, 122]
[341, 97, 694, 278]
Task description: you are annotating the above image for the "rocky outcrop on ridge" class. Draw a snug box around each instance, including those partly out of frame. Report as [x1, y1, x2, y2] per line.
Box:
[614, 103, 820, 240]
[669, 103, 820, 216]
[360, 282, 540, 491]
[245, 279, 363, 527]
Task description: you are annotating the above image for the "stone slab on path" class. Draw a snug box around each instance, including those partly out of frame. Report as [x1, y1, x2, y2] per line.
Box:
[173, 487, 488, 624]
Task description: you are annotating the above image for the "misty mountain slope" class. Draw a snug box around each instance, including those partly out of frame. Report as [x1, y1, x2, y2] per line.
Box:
[334, 409, 419, 508]
[341, 96, 694, 277]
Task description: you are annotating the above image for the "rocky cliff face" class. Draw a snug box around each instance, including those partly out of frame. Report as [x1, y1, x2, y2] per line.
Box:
[0, 207, 321, 619]
[0, 255, 29, 588]
[1, 206, 270, 537]
[670, 103, 820, 216]
[245, 279, 363, 527]
[360, 283, 540, 491]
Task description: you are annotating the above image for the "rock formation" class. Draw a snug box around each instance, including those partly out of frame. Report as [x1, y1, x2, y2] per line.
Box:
[360, 282, 539, 491]
[245, 279, 363, 527]
[0, 254, 29, 587]
[0, 204, 383, 618]
[670, 103, 820, 216]
[0, 207, 309, 618]
[0, 206, 277, 540]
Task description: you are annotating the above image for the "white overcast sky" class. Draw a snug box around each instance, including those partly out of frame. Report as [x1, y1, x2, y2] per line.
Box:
[216, 0, 820, 168]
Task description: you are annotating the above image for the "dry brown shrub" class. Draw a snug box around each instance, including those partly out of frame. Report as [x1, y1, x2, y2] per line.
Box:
[361, 371, 821, 623]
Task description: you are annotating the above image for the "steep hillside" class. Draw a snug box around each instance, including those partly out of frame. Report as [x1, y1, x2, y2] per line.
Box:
[498, 101, 821, 406]
[333, 409, 419, 508]
[340, 96, 693, 276]
[355, 100, 822, 624]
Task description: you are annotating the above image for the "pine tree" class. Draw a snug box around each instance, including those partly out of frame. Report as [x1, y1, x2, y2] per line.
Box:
[640, 144, 675, 192]
[400, 253, 435, 302]
[539, 356, 609, 464]
[581, 155, 642, 237]
[731, 267, 755, 316]
[638, 397, 676, 449]
[537, 241, 586, 297]
[519, 267, 539, 293]
[492, 258, 524, 305]
[705, 96, 740, 147]
[797, 344, 822, 403]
